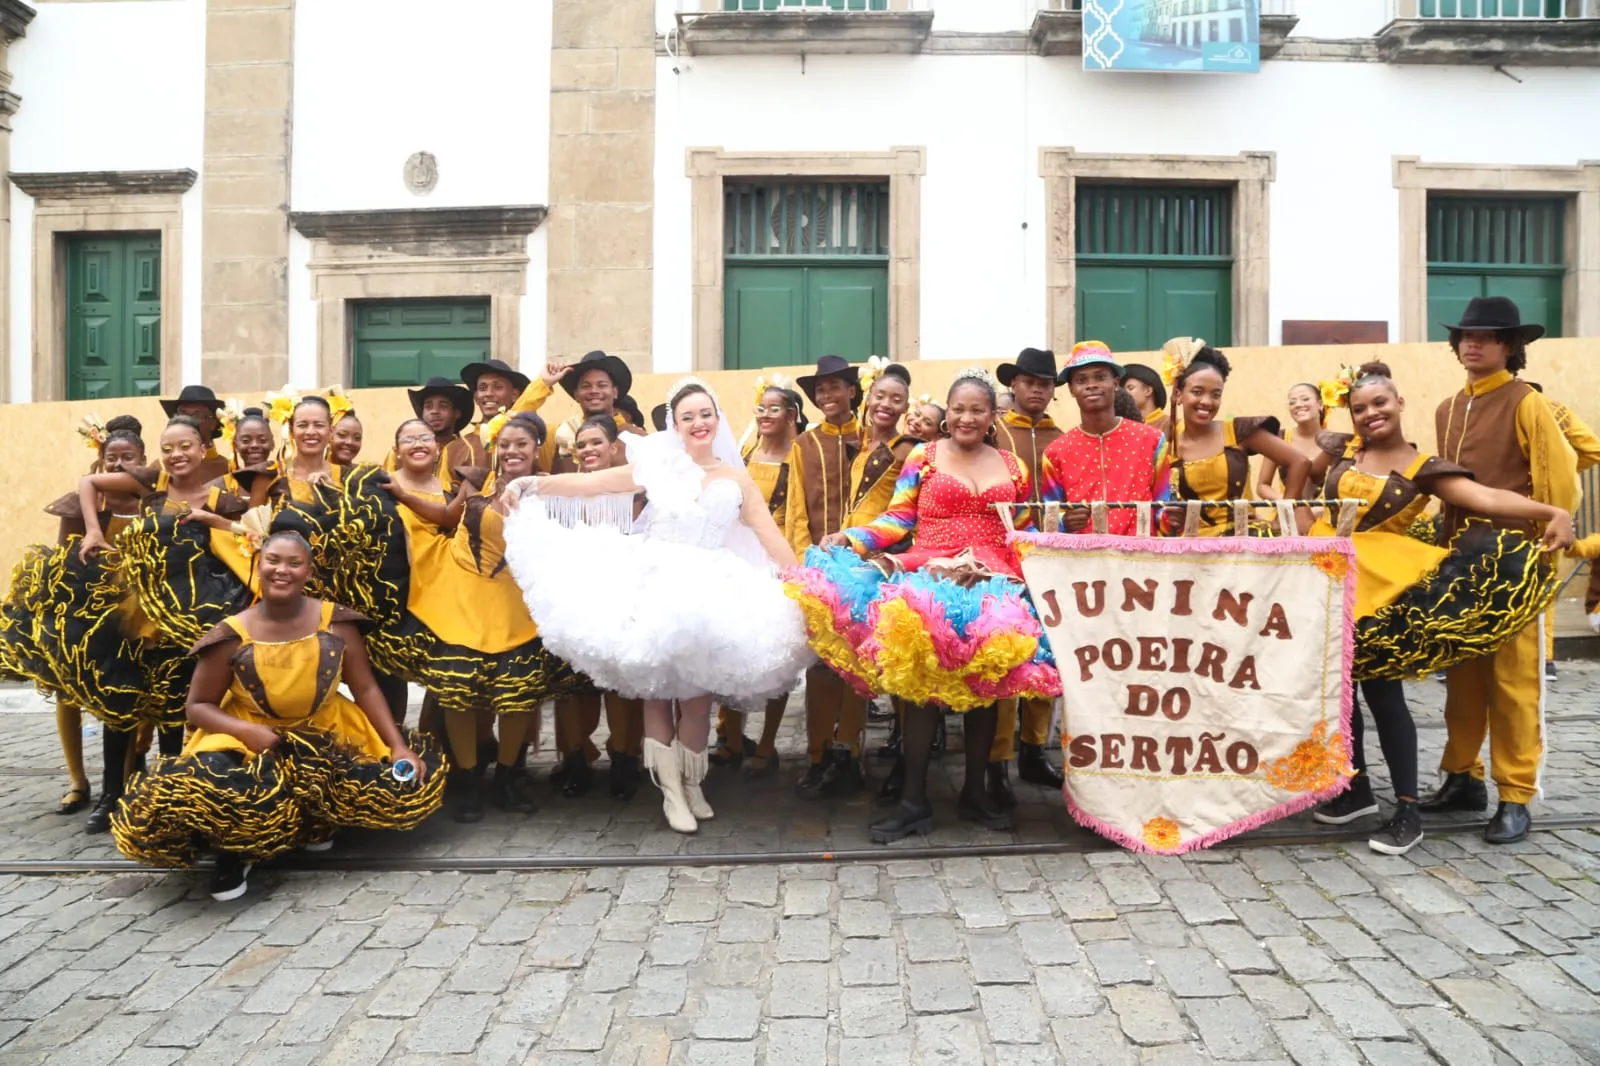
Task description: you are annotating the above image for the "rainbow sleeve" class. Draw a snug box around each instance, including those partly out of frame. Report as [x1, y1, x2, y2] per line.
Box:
[1151, 431, 1175, 503]
[845, 442, 926, 554]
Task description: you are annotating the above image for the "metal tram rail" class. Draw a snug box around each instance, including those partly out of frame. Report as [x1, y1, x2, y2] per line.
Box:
[2, 815, 1596, 877]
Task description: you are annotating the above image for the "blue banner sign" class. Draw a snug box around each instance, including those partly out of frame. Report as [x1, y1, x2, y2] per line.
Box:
[1084, 0, 1262, 74]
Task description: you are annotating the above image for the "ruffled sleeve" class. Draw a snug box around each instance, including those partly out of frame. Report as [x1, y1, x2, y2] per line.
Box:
[327, 604, 374, 632]
[1316, 430, 1355, 460]
[189, 620, 242, 656]
[1232, 416, 1282, 454]
[844, 442, 928, 555]
[1411, 456, 1475, 494]
[43, 491, 82, 519]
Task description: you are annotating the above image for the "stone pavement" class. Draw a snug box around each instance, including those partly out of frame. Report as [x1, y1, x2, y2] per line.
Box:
[0, 665, 1596, 1063]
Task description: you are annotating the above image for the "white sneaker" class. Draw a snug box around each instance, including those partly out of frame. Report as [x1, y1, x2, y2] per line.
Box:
[644, 738, 697, 834]
[209, 856, 253, 902]
[303, 838, 334, 853]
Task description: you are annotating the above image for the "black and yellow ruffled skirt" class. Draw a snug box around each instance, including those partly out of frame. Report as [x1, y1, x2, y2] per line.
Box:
[2, 538, 190, 732]
[117, 514, 254, 651]
[111, 726, 446, 867]
[1352, 521, 1554, 680]
[289, 467, 587, 713]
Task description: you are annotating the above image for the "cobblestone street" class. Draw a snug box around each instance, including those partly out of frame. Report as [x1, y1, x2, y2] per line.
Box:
[0, 662, 1597, 1064]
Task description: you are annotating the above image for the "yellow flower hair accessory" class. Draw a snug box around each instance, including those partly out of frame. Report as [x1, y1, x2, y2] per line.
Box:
[217, 398, 247, 446]
[326, 385, 355, 425]
[265, 386, 302, 426]
[752, 372, 793, 406]
[915, 393, 934, 407]
[78, 415, 108, 452]
[1317, 365, 1359, 410]
[481, 411, 509, 449]
[858, 355, 892, 397]
[1159, 337, 1207, 390]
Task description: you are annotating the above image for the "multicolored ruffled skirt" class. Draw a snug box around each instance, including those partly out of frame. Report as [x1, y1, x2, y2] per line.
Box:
[111, 726, 446, 867]
[1353, 521, 1554, 680]
[784, 545, 1060, 712]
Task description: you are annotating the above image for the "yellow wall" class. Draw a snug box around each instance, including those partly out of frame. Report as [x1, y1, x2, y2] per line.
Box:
[5, 340, 1598, 594]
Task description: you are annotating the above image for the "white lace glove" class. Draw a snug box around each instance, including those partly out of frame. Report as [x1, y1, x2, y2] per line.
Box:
[499, 475, 542, 508]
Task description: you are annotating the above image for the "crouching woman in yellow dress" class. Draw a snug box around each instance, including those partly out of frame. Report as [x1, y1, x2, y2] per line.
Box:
[111, 529, 444, 902]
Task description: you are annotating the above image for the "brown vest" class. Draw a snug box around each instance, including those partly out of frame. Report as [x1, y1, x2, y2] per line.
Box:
[994, 416, 1063, 505]
[796, 426, 859, 544]
[1436, 379, 1534, 539]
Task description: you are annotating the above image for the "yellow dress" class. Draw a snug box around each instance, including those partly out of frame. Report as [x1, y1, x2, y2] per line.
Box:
[1310, 433, 1555, 681]
[742, 442, 789, 528]
[111, 600, 445, 867]
[1172, 417, 1277, 536]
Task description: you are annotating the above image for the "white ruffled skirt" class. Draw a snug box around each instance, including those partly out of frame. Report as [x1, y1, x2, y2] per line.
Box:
[502, 499, 813, 705]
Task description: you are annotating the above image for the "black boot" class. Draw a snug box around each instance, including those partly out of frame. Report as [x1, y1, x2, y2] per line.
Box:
[492, 763, 537, 813]
[870, 799, 935, 844]
[561, 750, 592, 798]
[797, 747, 849, 800]
[476, 739, 498, 777]
[609, 753, 639, 801]
[452, 766, 485, 824]
[1017, 743, 1064, 789]
[876, 721, 903, 760]
[1419, 772, 1488, 813]
[876, 756, 905, 806]
[1485, 801, 1531, 844]
[820, 749, 865, 798]
[957, 785, 1015, 832]
[986, 761, 1016, 810]
[84, 792, 119, 835]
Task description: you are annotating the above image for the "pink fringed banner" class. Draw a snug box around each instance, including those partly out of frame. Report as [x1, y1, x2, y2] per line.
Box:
[1013, 532, 1357, 855]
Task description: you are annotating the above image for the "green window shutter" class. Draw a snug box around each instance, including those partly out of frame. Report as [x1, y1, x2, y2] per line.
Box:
[725, 181, 889, 259]
[66, 233, 162, 401]
[1426, 195, 1565, 340]
[351, 299, 492, 387]
[1074, 184, 1234, 350]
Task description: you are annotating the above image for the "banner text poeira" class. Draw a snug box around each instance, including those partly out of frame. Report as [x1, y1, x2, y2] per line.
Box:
[1016, 534, 1356, 855]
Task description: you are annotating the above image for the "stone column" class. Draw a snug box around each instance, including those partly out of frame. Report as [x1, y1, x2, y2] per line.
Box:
[200, 0, 294, 392]
[548, 0, 656, 372]
[0, 0, 34, 404]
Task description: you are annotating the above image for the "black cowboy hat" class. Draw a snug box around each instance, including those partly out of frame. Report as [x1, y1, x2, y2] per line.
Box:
[160, 384, 225, 418]
[460, 358, 531, 395]
[1120, 363, 1167, 410]
[795, 355, 861, 407]
[560, 350, 632, 399]
[650, 403, 668, 433]
[408, 377, 474, 433]
[1442, 296, 1545, 344]
[997, 348, 1059, 388]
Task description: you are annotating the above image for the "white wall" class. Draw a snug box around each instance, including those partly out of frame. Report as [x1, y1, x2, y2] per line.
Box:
[6, 0, 206, 400]
[653, 50, 1600, 368]
[292, 0, 553, 211]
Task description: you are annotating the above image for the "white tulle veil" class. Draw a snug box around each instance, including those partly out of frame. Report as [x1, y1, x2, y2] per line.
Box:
[624, 377, 775, 572]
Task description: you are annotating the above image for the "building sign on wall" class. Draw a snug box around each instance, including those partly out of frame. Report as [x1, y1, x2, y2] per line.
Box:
[1084, 0, 1261, 74]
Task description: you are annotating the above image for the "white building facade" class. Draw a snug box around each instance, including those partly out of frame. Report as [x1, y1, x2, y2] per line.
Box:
[2, 0, 1597, 401]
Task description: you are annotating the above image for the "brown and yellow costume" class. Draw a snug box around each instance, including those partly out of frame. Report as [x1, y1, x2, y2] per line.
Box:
[1435, 370, 1577, 805]
[1172, 416, 1280, 536]
[111, 601, 444, 867]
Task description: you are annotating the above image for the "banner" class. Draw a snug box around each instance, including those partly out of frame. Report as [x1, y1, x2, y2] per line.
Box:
[1015, 533, 1355, 854]
[1084, 0, 1261, 74]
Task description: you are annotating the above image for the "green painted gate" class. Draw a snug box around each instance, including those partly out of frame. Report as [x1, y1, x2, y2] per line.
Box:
[723, 181, 889, 370]
[65, 234, 163, 401]
[351, 299, 492, 387]
[1074, 185, 1233, 352]
[1426, 196, 1564, 341]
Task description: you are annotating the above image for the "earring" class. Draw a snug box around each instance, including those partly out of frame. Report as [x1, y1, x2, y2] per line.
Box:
[939, 419, 948, 434]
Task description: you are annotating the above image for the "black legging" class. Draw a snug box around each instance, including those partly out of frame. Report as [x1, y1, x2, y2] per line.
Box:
[102, 725, 183, 800]
[1349, 678, 1418, 800]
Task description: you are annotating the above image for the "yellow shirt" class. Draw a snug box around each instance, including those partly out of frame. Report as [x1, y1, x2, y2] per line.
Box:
[1548, 398, 1600, 474]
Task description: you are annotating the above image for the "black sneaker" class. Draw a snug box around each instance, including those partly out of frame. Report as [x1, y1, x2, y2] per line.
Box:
[209, 854, 253, 902]
[1313, 777, 1378, 825]
[820, 749, 865, 798]
[1369, 801, 1424, 856]
[1544, 661, 1557, 682]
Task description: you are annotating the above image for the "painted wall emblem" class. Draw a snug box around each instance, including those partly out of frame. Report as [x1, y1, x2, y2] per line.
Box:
[404, 152, 439, 194]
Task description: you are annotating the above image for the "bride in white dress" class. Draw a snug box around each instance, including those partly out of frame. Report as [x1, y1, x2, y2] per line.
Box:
[501, 377, 813, 833]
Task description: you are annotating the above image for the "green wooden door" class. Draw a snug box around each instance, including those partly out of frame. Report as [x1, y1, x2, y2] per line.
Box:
[1074, 185, 1233, 351]
[723, 181, 890, 370]
[66, 234, 163, 401]
[351, 299, 492, 387]
[1426, 196, 1564, 341]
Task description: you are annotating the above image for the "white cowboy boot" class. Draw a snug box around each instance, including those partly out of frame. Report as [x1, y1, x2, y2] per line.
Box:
[643, 738, 697, 834]
[677, 741, 715, 822]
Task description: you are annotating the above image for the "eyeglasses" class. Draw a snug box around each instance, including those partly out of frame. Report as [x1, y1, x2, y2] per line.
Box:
[397, 434, 436, 446]
[754, 405, 790, 417]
